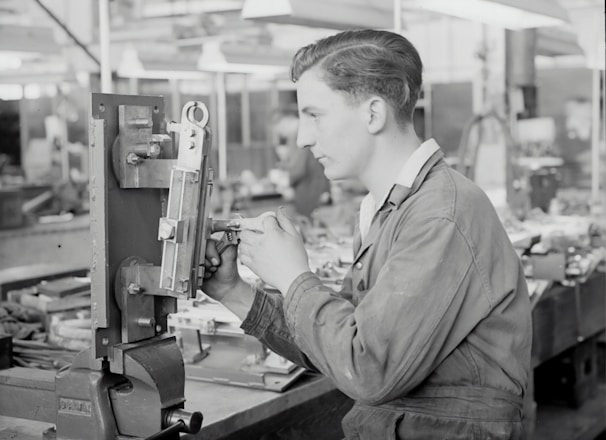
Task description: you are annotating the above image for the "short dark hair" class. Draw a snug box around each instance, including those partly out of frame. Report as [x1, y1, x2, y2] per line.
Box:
[290, 29, 423, 125]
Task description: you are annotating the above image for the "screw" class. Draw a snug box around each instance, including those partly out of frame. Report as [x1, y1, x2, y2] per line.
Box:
[126, 152, 141, 165]
[189, 139, 196, 149]
[180, 279, 190, 291]
[136, 317, 156, 328]
[158, 221, 175, 240]
[149, 143, 161, 157]
[127, 283, 142, 295]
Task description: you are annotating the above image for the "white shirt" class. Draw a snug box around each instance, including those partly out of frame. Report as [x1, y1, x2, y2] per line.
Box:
[359, 138, 440, 241]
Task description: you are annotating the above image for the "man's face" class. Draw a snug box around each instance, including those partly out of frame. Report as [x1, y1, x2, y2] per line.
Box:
[296, 68, 372, 181]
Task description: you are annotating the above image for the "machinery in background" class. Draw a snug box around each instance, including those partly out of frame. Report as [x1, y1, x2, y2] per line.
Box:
[456, 112, 563, 219]
[0, 94, 236, 439]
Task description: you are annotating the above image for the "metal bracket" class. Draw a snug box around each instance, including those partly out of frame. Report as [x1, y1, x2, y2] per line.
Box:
[159, 102, 213, 297]
[112, 104, 176, 189]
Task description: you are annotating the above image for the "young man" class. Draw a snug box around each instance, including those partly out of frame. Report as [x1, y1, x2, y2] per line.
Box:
[203, 29, 532, 439]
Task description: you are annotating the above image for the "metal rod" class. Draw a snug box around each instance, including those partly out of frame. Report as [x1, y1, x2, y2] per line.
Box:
[144, 420, 185, 440]
[99, 0, 113, 93]
[216, 72, 228, 181]
[241, 74, 251, 148]
[393, 0, 402, 34]
[32, 0, 100, 68]
[170, 78, 181, 122]
[590, 65, 601, 207]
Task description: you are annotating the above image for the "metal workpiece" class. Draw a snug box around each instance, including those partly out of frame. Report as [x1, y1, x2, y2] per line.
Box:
[112, 103, 170, 189]
[115, 256, 177, 344]
[159, 101, 214, 298]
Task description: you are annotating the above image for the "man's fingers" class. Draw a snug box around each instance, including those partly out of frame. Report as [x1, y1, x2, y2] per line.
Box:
[262, 214, 280, 232]
[237, 211, 276, 233]
[239, 229, 262, 242]
[276, 207, 298, 235]
[205, 238, 220, 265]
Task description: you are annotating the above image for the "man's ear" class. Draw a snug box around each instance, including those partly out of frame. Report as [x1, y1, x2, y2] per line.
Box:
[366, 97, 387, 134]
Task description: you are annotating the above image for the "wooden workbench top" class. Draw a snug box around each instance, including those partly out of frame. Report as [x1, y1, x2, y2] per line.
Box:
[185, 373, 337, 439]
[0, 373, 341, 440]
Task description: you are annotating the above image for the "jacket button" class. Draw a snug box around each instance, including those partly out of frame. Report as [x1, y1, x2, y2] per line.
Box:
[354, 262, 363, 270]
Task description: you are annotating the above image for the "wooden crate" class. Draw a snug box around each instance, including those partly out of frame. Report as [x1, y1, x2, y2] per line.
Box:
[534, 335, 599, 408]
[532, 271, 606, 367]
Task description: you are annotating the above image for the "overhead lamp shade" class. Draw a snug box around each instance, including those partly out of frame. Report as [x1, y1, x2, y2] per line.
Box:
[407, 0, 569, 30]
[536, 28, 583, 58]
[118, 46, 204, 79]
[0, 25, 61, 55]
[198, 41, 292, 74]
[241, 0, 395, 30]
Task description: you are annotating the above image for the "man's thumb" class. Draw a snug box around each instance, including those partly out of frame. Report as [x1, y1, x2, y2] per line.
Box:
[276, 207, 298, 235]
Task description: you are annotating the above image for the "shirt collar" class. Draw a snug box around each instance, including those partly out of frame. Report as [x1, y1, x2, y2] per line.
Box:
[359, 138, 441, 240]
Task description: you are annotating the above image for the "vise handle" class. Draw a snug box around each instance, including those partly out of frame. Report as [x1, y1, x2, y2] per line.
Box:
[144, 408, 203, 440]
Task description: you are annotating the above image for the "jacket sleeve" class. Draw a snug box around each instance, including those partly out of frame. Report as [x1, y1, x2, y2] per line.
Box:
[241, 271, 357, 372]
[282, 217, 491, 405]
[240, 286, 317, 370]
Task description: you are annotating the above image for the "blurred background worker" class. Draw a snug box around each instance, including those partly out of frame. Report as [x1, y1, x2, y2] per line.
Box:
[273, 108, 330, 219]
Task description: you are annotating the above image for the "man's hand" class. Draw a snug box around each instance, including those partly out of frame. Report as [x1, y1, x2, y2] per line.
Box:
[238, 208, 311, 295]
[202, 238, 241, 302]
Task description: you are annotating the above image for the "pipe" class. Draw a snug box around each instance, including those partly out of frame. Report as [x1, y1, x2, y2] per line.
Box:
[215, 72, 227, 181]
[393, 0, 402, 34]
[99, 0, 112, 93]
[590, 66, 601, 207]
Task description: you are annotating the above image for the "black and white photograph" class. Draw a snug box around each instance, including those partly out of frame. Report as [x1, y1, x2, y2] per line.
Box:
[0, 1, 604, 439]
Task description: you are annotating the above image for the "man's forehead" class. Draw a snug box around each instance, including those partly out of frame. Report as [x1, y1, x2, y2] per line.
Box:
[296, 71, 337, 109]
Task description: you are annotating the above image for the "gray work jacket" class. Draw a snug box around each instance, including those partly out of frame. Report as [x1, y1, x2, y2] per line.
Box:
[241, 150, 532, 439]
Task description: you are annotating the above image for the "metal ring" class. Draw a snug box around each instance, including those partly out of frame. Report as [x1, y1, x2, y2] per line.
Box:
[185, 101, 209, 128]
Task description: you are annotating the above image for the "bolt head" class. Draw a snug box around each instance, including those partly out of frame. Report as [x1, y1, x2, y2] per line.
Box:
[158, 221, 176, 240]
[126, 152, 141, 165]
[127, 283, 142, 294]
[149, 143, 161, 156]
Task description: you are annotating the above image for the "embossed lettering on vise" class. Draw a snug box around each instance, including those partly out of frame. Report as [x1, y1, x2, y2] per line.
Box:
[58, 398, 92, 416]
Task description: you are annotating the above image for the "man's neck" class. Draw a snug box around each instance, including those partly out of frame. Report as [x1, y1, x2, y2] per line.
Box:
[361, 127, 420, 202]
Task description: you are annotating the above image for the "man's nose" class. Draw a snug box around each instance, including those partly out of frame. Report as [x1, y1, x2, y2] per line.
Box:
[296, 125, 313, 149]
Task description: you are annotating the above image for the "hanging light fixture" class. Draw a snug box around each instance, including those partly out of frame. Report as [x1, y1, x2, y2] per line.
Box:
[404, 0, 569, 30]
[241, 0, 395, 30]
[197, 41, 291, 75]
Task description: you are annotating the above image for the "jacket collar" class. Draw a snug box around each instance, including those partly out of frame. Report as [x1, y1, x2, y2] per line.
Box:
[353, 149, 444, 260]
